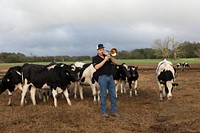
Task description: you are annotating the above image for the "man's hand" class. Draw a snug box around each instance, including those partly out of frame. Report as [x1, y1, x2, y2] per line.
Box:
[105, 55, 110, 61]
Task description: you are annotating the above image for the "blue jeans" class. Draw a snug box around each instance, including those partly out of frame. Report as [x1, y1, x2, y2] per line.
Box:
[98, 75, 117, 113]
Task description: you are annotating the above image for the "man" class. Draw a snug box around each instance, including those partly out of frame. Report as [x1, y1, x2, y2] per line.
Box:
[92, 44, 119, 118]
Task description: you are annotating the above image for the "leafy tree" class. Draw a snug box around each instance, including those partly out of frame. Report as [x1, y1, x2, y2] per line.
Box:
[178, 42, 200, 58]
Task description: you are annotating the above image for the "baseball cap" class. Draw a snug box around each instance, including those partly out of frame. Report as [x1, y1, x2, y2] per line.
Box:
[96, 44, 105, 49]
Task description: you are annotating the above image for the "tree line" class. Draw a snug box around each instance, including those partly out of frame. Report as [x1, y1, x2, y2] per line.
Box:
[0, 40, 200, 63]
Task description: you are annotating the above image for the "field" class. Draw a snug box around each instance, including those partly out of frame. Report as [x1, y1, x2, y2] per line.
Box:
[0, 61, 200, 133]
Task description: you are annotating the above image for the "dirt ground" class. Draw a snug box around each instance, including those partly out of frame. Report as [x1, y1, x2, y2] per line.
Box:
[0, 64, 200, 133]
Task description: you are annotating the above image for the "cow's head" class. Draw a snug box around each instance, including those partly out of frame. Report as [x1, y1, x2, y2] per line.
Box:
[69, 64, 79, 82]
[128, 66, 138, 78]
[59, 63, 79, 82]
[122, 63, 131, 78]
[113, 63, 131, 80]
[0, 66, 22, 94]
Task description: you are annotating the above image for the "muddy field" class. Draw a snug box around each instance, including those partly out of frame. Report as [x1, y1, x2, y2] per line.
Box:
[0, 64, 200, 133]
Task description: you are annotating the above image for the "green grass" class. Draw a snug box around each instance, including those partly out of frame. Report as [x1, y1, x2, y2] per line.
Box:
[0, 58, 199, 67]
[118, 58, 200, 64]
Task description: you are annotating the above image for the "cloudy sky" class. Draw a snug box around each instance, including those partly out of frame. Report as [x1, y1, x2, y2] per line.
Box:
[0, 0, 199, 56]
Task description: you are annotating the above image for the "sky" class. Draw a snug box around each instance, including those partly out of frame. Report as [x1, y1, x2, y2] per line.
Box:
[0, 0, 200, 56]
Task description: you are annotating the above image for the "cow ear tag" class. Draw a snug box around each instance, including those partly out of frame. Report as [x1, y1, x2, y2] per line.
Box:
[7, 79, 10, 82]
[117, 66, 119, 69]
[160, 83, 164, 87]
[66, 72, 69, 75]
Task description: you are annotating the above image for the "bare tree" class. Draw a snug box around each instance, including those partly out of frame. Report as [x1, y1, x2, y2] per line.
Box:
[153, 35, 180, 59]
[153, 38, 170, 58]
[168, 35, 180, 59]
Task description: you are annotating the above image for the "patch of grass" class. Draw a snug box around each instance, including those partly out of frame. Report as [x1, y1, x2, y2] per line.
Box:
[118, 58, 200, 64]
[0, 58, 199, 67]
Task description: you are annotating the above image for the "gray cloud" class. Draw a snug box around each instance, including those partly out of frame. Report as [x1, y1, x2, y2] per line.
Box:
[0, 0, 200, 56]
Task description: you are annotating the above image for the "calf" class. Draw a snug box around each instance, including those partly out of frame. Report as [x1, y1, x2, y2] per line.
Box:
[127, 66, 139, 97]
[0, 66, 23, 105]
[112, 63, 131, 97]
[20, 63, 77, 107]
[176, 62, 190, 71]
[156, 59, 178, 100]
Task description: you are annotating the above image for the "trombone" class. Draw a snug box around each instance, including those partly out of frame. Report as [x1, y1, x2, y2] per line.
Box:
[105, 48, 118, 56]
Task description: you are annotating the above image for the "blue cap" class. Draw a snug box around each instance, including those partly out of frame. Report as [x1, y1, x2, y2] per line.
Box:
[97, 44, 105, 49]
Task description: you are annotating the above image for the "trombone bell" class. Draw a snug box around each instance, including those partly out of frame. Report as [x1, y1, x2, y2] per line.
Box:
[109, 48, 118, 56]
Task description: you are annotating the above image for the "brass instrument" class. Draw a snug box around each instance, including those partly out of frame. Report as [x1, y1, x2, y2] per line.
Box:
[105, 48, 118, 56]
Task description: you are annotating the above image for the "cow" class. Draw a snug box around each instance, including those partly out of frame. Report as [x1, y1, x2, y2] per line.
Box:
[127, 66, 139, 97]
[112, 63, 131, 97]
[73, 61, 85, 99]
[156, 59, 178, 100]
[20, 63, 78, 107]
[176, 62, 190, 71]
[76, 63, 100, 102]
[0, 66, 23, 105]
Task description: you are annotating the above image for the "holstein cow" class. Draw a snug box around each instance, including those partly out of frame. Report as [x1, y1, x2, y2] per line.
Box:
[73, 61, 85, 99]
[0, 66, 23, 105]
[156, 59, 178, 100]
[176, 62, 190, 71]
[127, 66, 139, 97]
[74, 63, 100, 102]
[112, 63, 131, 97]
[20, 63, 77, 107]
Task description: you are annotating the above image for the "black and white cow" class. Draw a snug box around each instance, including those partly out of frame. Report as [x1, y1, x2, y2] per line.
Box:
[76, 63, 100, 102]
[112, 63, 131, 97]
[127, 66, 139, 97]
[73, 62, 85, 99]
[156, 59, 178, 100]
[176, 62, 190, 71]
[0, 66, 23, 105]
[20, 63, 78, 107]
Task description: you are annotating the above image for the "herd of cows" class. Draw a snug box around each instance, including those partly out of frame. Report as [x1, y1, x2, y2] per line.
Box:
[0, 59, 189, 107]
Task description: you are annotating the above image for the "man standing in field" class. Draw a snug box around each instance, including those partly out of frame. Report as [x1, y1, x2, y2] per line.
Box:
[92, 44, 119, 118]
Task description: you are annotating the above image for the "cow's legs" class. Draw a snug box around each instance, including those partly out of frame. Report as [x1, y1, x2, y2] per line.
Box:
[97, 90, 100, 102]
[115, 80, 120, 98]
[129, 82, 133, 97]
[30, 86, 36, 105]
[90, 84, 97, 102]
[134, 80, 138, 96]
[157, 81, 164, 101]
[52, 89, 58, 107]
[7, 90, 12, 106]
[44, 89, 51, 102]
[166, 81, 173, 100]
[120, 80, 126, 94]
[63, 88, 72, 106]
[79, 85, 84, 100]
[21, 82, 29, 106]
[37, 89, 43, 100]
[74, 81, 78, 99]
